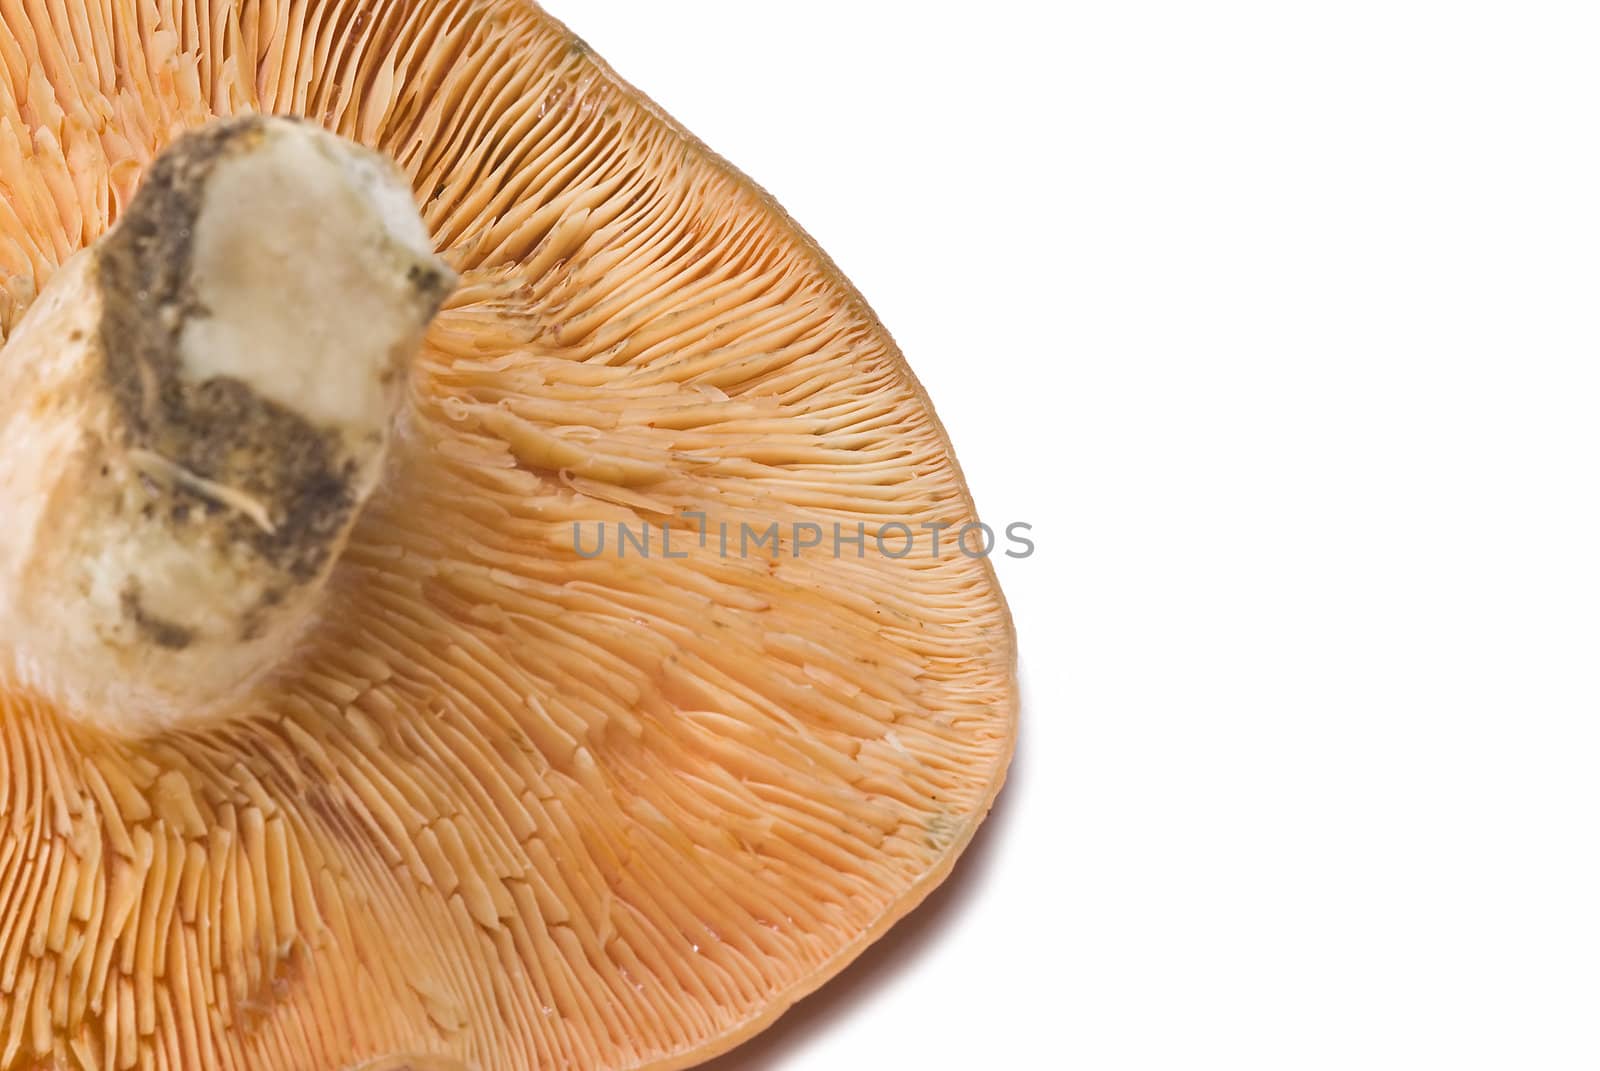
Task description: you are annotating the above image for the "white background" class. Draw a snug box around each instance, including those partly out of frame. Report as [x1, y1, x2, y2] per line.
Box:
[574, 3, 1597, 1068]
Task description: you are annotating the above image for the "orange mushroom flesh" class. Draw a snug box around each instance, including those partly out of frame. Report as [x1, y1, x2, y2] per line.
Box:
[0, 2, 1017, 1071]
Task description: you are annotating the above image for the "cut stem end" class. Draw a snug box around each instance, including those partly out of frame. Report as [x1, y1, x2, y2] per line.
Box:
[0, 116, 455, 733]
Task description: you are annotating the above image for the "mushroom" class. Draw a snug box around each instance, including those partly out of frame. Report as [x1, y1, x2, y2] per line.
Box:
[0, 2, 1017, 1071]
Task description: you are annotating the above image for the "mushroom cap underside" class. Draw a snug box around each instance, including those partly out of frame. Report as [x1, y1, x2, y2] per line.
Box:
[0, 2, 1018, 1070]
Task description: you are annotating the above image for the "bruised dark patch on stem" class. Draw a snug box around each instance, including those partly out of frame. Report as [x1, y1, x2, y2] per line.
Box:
[119, 583, 195, 650]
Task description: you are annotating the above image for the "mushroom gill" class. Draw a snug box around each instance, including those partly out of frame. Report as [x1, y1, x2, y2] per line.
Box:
[0, 2, 1018, 1070]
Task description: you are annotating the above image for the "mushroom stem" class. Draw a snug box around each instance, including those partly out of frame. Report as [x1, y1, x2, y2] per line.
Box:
[0, 116, 454, 733]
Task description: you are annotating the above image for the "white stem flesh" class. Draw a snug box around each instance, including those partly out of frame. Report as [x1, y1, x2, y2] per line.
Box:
[0, 116, 454, 733]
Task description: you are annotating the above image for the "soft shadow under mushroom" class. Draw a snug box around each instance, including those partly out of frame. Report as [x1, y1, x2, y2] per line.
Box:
[701, 722, 1025, 1070]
